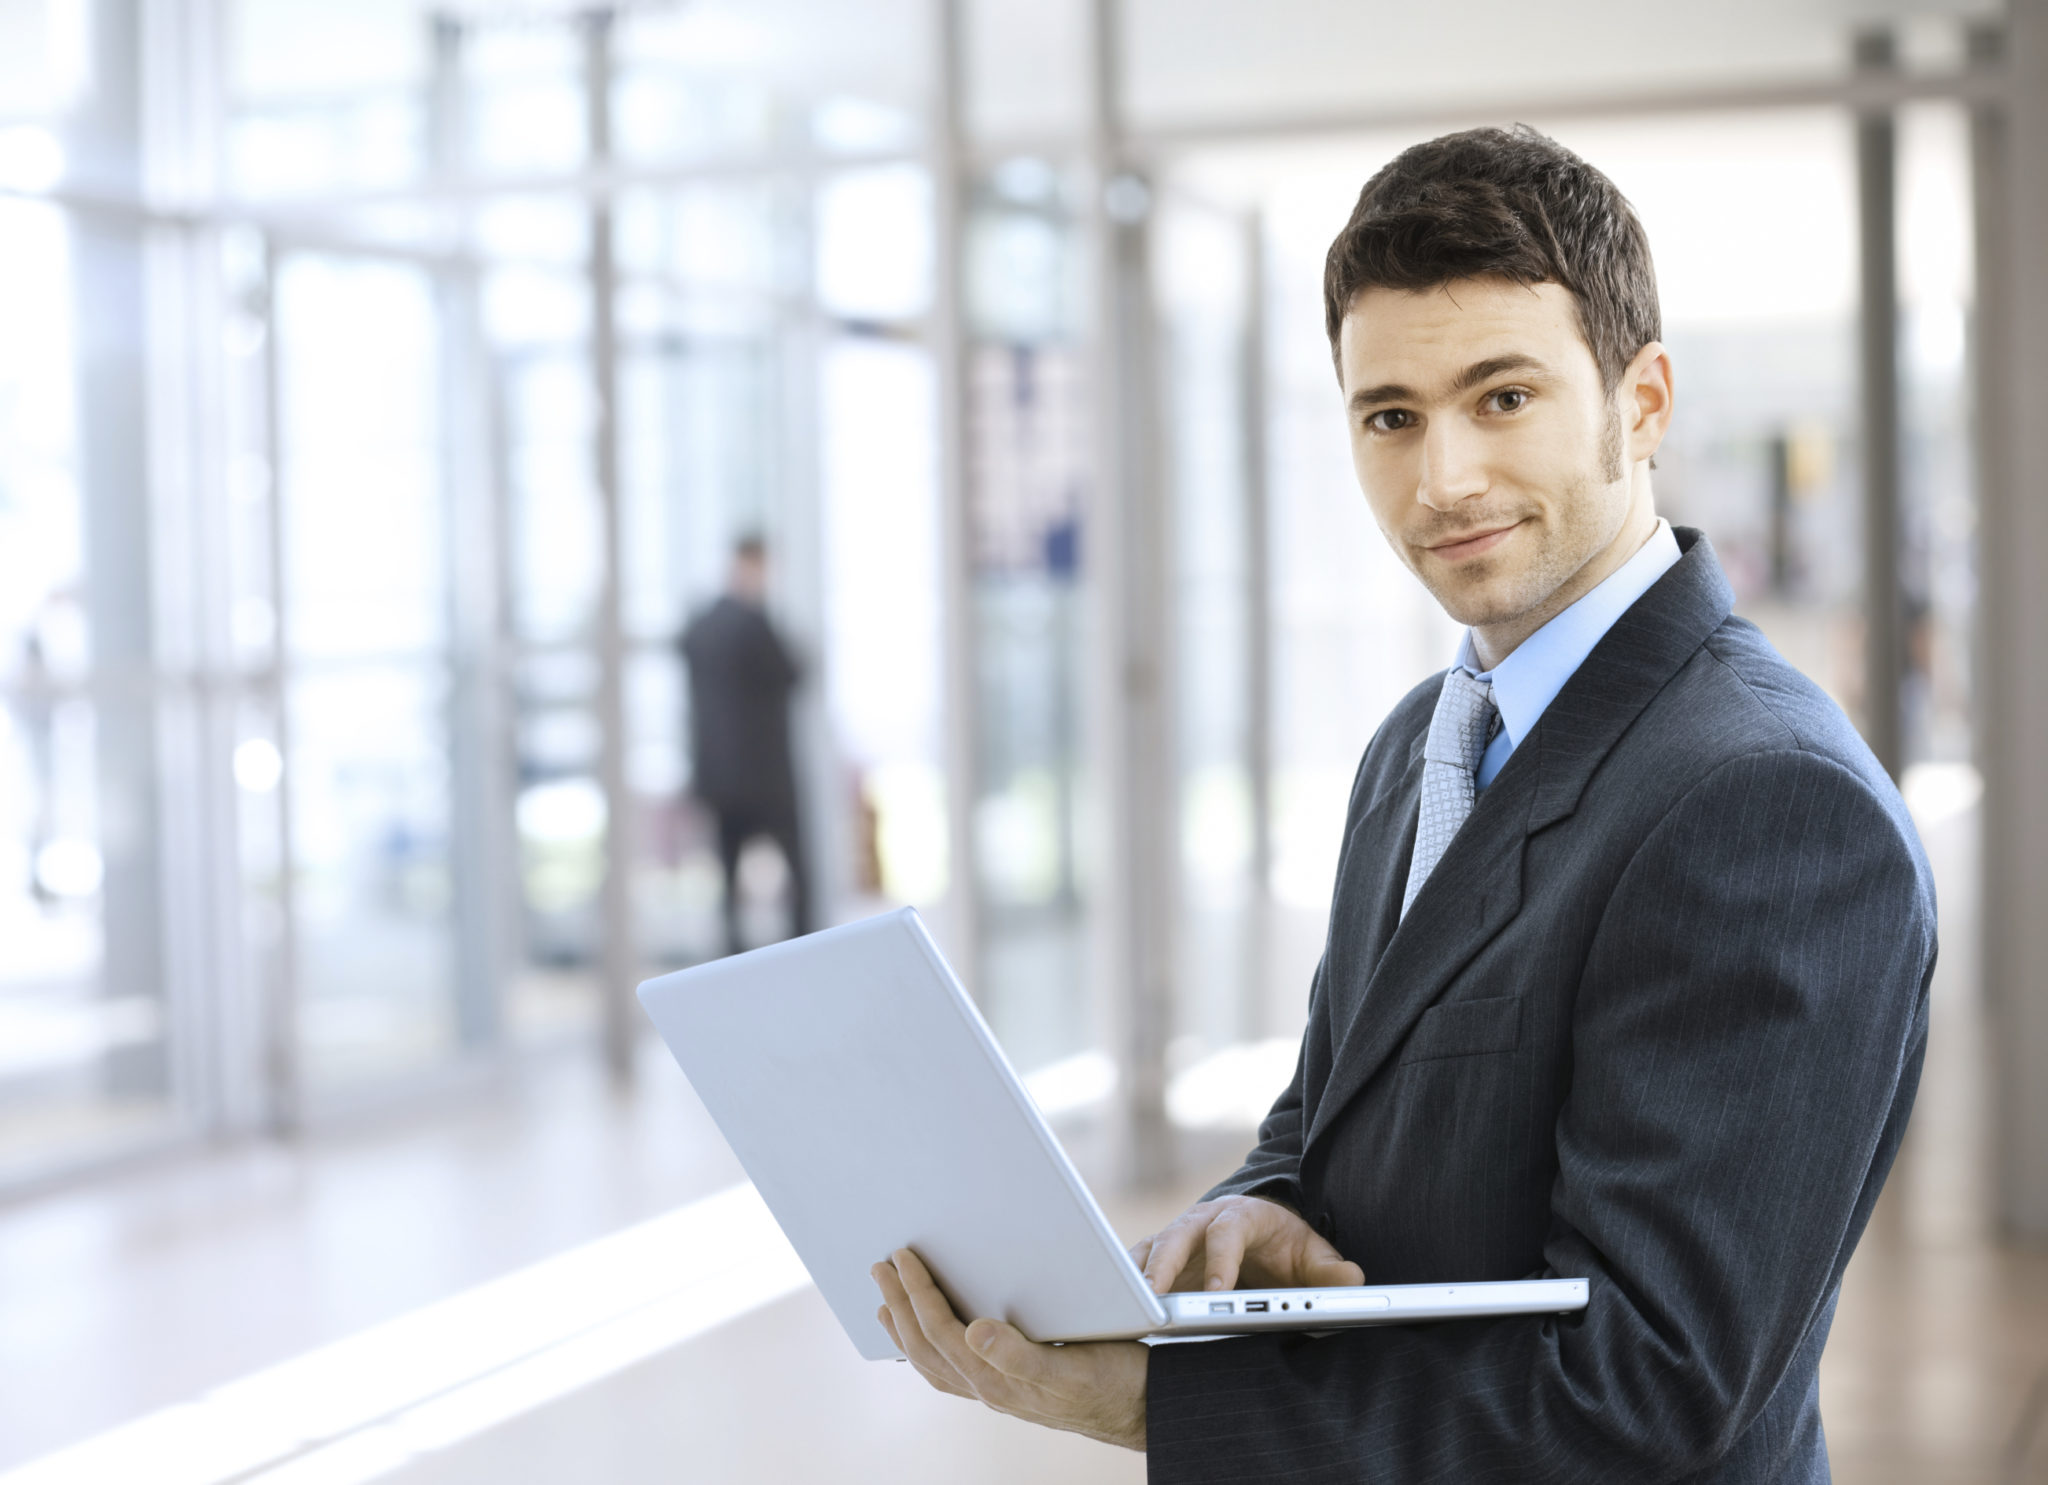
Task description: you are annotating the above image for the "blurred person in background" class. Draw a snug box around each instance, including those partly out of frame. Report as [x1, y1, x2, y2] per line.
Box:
[680, 535, 811, 955]
[10, 605, 59, 909]
[876, 125, 1934, 1482]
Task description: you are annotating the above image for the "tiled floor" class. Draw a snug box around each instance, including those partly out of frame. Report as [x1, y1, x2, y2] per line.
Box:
[2, 801, 2043, 1482]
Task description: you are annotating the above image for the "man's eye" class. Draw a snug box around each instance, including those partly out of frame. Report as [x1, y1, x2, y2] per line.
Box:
[1487, 388, 1530, 413]
[1365, 410, 1414, 433]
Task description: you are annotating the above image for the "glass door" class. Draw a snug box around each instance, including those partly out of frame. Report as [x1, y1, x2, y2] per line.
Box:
[269, 246, 481, 1097]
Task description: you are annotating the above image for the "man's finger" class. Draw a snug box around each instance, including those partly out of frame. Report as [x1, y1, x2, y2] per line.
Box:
[874, 1260, 971, 1392]
[1202, 1207, 1252, 1292]
[891, 1249, 1008, 1396]
[874, 1264, 946, 1371]
[885, 1309, 973, 1399]
[1128, 1236, 1153, 1270]
[880, 1306, 975, 1398]
[1293, 1225, 1365, 1290]
[1306, 1257, 1366, 1288]
[1140, 1213, 1204, 1294]
[964, 1319, 1056, 1386]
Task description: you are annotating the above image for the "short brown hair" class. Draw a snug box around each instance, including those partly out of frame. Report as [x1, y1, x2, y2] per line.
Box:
[1323, 125, 1660, 391]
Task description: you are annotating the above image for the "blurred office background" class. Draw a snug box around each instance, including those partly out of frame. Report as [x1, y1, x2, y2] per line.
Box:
[0, 0, 2045, 1481]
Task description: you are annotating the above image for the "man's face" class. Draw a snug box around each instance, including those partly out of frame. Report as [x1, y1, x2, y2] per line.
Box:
[1338, 278, 1646, 641]
[732, 551, 768, 600]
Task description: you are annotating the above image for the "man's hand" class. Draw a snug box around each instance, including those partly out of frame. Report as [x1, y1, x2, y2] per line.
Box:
[1130, 1195, 1364, 1294]
[872, 1248, 1148, 1451]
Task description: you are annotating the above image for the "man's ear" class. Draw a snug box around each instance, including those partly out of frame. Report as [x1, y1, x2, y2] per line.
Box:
[1623, 341, 1674, 468]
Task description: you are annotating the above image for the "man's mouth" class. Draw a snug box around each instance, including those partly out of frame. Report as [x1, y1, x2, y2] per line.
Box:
[1425, 521, 1523, 563]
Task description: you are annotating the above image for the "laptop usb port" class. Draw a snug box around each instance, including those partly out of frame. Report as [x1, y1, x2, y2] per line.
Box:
[1244, 1300, 1270, 1313]
[1208, 1300, 1234, 1315]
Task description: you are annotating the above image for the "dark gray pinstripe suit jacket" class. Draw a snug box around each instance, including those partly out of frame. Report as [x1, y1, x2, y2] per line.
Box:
[1148, 529, 1935, 1483]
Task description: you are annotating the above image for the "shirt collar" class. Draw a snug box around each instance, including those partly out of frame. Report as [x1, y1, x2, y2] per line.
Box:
[1454, 519, 1682, 749]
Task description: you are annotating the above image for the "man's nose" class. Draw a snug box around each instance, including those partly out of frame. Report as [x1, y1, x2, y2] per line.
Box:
[1417, 419, 1489, 511]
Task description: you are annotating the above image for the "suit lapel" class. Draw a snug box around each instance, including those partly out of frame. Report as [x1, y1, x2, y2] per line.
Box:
[1328, 729, 1429, 970]
[1308, 754, 1534, 1152]
[1303, 529, 1737, 1156]
[1524, 528, 1736, 831]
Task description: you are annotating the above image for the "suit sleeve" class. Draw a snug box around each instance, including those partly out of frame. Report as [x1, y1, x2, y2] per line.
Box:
[1147, 748, 1935, 1483]
[762, 617, 802, 691]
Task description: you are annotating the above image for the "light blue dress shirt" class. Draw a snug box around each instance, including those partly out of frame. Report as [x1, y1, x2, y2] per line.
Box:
[1459, 520, 1682, 789]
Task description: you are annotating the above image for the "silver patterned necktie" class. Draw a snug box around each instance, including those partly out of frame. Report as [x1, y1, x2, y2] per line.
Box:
[1400, 669, 1500, 919]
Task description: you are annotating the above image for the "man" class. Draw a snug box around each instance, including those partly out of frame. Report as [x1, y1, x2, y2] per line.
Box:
[874, 125, 1935, 1480]
[680, 535, 811, 955]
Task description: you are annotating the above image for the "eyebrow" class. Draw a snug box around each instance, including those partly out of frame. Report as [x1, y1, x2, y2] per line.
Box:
[1346, 353, 1553, 415]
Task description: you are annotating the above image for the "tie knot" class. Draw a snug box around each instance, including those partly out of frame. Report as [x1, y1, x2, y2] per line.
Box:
[1424, 669, 1497, 775]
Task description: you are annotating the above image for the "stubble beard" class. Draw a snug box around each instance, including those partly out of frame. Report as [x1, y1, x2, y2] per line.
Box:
[1415, 402, 1627, 633]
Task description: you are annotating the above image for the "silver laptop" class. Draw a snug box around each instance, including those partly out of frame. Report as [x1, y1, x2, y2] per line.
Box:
[637, 907, 1586, 1359]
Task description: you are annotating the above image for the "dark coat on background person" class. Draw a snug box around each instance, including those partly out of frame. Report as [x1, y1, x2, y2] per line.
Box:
[679, 595, 802, 819]
[1146, 529, 1935, 1484]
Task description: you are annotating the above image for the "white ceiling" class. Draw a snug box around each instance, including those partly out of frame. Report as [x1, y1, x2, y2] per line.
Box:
[216, 0, 2007, 140]
[1119, 0, 2000, 129]
[968, 0, 2003, 142]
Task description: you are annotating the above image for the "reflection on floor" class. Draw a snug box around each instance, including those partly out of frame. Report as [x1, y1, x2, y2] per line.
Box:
[1819, 801, 2048, 1484]
[0, 1041, 751, 1470]
[0, 899, 173, 1179]
[382, 1176, 1213, 1485]
[2, 803, 2044, 1482]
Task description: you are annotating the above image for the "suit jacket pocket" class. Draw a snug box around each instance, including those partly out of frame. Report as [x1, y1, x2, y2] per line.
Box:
[1399, 995, 1522, 1064]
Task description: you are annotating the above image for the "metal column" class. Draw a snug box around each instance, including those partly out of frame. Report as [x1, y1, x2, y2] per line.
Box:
[1979, 5, 2048, 1240]
[584, 10, 637, 1085]
[1854, 29, 1906, 781]
[143, 0, 247, 1138]
[64, 0, 168, 1105]
[1087, 0, 1175, 1188]
[431, 15, 508, 1055]
[929, 0, 980, 985]
[255, 236, 301, 1133]
[1242, 212, 1274, 1043]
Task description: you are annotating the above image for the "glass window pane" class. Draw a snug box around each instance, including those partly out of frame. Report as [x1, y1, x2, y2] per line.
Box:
[275, 251, 460, 1090]
[465, 24, 586, 178]
[0, 202, 82, 664]
[1158, 201, 1257, 1060]
[505, 352, 602, 647]
[0, 1, 89, 119]
[616, 183, 781, 301]
[816, 166, 933, 322]
[615, 1, 924, 165]
[626, 647, 724, 969]
[277, 258, 445, 660]
[0, 202, 172, 1169]
[510, 647, 601, 1016]
[620, 328, 774, 638]
[962, 279, 1095, 1070]
[819, 337, 946, 908]
[227, 0, 430, 199]
[289, 666, 455, 1086]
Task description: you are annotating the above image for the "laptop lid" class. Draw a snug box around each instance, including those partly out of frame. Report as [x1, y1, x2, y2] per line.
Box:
[637, 908, 1168, 1360]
